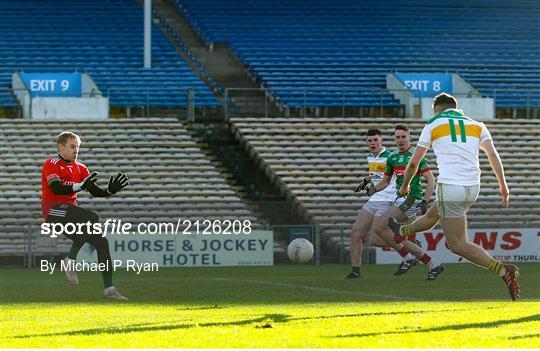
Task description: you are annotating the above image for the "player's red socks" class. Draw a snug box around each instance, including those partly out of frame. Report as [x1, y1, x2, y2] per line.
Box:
[397, 246, 410, 257]
[420, 253, 432, 265]
[393, 234, 405, 243]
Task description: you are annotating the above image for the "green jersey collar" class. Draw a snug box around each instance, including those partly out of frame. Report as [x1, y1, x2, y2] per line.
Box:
[398, 145, 413, 154]
[370, 147, 387, 158]
[427, 109, 470, 124]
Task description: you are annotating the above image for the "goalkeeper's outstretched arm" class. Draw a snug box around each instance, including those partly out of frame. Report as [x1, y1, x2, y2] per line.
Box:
[87, 172, 130, 197]
[86, 181, 111, 197]
[49, 172, 98, 195]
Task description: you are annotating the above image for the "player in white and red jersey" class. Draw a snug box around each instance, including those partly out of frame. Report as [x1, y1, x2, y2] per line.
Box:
[388, 93, 520, 300]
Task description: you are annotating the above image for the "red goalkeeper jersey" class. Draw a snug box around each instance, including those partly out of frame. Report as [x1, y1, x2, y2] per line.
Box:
[41, 156, 90, 219]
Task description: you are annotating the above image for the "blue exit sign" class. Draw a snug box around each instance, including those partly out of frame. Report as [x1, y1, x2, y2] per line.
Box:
[20, 73, 82, 97]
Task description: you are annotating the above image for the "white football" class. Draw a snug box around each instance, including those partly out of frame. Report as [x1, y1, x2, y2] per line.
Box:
[287, 238, 314, 263]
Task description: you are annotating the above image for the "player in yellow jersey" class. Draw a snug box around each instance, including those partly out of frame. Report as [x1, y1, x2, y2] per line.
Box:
[388, 93, 520, 300]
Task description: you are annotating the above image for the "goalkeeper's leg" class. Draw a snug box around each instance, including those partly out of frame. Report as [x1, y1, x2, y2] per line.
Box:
[86, 234, 128, 300]
[48, 204, 99, 284]
[47, 204, 128, 300]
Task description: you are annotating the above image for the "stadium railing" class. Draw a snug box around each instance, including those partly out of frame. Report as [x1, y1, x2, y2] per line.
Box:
[493, 88, 540, 118]
[106, 87, 197, 120]
[0, 87, 211, 120]
[222, 87, 528, 120]
[223, 87, 410, 120]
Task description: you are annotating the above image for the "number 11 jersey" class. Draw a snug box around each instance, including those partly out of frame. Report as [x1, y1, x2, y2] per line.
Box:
[417, 109, 492, 186]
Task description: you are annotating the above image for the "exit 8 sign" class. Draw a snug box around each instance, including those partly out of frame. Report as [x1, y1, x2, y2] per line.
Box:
[20, 73, 82, 97]
[395, 73, 453, 98]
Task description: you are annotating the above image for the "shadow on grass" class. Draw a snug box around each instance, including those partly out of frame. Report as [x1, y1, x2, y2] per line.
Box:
[2, 264, 539, 304]
[175, 305, 227, 311]
[333, 314, 540, 338]
[11, 307, 502, 339]
[12, 314, 291, 338]
[508, 333, 540, 340]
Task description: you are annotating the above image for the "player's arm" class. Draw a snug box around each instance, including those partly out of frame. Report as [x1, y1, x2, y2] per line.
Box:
[356, 174, 391, 196]
[419, 162, 435, 201]
[421, 170, 436, 200]
[401, 145, 429, 197]
[358, 157, 394, 195]
[49, 179, 76, 195]
[353, 174, 372, 192]
[47, 172, 98, 195]
[87, 173, 129, 197]
[374, 174, 391, 192]
[402, 124, 432, 197]
[353, 156, 375, 192]
[354, 173, 390, 196]
[480, 139, 509, 206]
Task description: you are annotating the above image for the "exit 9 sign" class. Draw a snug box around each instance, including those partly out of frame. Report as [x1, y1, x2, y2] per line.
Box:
[20, 73, 82, 97]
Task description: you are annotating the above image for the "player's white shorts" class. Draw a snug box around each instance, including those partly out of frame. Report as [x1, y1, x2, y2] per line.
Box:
[394, 197, 423, 220]
[361, 200, 393, 217]
[436, 183, 480, 218]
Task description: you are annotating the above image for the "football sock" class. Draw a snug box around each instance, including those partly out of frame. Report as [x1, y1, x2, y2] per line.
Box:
[420, 253, 432, 265]
[352, 266, 361, 274]
[428, 258, 440, 270]
[397, 246, 410, 258]
[103, 274, 114, 289]
[67, 243, 83, 260]
[488, 259, 506, 277]
[400, 224, 412, 237]
[393, 234, 405, 243]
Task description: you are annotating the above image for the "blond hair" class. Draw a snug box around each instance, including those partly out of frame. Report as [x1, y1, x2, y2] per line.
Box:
[56, 131, 81, 145]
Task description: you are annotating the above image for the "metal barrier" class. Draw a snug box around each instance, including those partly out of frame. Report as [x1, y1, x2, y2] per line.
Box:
[2, 86, 539, 120]
[223, 87, 410, 121]
[223, 87, 540, 120]
[106, 87, 196, 120]
[493, 88, 539, 119]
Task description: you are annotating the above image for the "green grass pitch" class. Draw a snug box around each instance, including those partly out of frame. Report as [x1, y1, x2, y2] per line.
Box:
[1, 263, 539, 347]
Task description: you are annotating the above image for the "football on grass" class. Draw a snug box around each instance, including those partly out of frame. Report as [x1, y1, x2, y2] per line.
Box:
[287, 238, 314, 263]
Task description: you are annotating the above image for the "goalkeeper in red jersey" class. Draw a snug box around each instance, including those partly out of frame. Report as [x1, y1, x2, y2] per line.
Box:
[41, 132, 129, 300]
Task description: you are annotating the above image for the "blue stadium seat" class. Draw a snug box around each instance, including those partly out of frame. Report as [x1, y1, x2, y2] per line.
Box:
[176, 0, 540, 108]
[0, 0, 220, 108]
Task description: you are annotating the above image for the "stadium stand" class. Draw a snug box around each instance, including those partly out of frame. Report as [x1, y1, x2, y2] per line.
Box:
[0, 0, 219, 108]
[176, 0, 540, 109]
[0, 118, 261, 257]
[230, 117, 540, 254]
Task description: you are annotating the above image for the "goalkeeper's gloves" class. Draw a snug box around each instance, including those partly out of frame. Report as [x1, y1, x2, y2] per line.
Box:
[354, 176, 371, 192]
[106, 172, 129, 195]
[354, 176, 376, 196]
[418, 200, 428, 215]
[365, 182, 376, 196]
[73, 172, 98, 192]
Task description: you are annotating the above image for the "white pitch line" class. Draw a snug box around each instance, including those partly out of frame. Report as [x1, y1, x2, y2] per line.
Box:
[208, 278, 411, 301]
